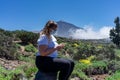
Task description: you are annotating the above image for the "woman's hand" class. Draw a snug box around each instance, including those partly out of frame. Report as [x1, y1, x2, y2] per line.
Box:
[55, 43, 65, 50]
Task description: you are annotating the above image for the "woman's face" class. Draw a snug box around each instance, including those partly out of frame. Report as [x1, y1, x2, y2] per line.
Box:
[49, 26, 57, 34]
[52, 26, 57, 31]
[49, 25, 57, 31]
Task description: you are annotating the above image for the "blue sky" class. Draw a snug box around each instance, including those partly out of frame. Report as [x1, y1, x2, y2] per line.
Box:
[0, 0, 120, 32]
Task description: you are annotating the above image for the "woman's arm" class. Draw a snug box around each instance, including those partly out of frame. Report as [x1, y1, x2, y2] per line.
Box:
[38, 45, 56, 56]
[38, 44, 64, 56]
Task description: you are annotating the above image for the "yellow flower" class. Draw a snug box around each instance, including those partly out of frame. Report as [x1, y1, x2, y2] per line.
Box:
[73, 43, 78, 47]
[79, 59, 91, 64]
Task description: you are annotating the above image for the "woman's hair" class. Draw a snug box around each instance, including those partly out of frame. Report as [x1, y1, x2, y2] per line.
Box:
[40, 20, 57, 39]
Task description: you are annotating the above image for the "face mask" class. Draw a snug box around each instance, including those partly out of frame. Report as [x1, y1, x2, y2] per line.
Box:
[50, 29, 57, 35]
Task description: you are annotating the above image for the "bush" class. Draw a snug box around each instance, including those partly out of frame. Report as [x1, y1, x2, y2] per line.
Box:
[0, 65, 24, 80]
[0, 30, 19, 60]
[24, 66, 37, 78]
[14, 30, 39, 45]
[106, 70, 120, 80]
[71, 62, 90, 80]
[25, 44, 38, 53]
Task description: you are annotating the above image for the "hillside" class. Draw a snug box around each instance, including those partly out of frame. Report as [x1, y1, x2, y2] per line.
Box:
[56, 21, 84, 38]
[0, 28, 120, 80]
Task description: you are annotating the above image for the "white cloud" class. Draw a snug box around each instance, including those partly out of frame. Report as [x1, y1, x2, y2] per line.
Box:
[70, 25, 113, 39]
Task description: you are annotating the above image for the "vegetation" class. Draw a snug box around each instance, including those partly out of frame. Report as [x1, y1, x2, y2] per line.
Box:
[0, 28, 19, 60]
[25, 43, 38, 53]
[106, 70, 120, 80]
[0, 26, 120, 80]
[13, 30, 39, 45]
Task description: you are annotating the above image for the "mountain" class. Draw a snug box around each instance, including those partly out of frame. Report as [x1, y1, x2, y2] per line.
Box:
[56, 21, 84, 38]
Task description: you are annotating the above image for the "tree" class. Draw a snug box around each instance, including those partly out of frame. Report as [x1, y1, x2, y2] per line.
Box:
[110, 17, 120, 48]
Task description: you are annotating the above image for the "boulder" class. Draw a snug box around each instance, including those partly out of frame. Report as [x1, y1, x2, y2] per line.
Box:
[35, 71, 57, 80]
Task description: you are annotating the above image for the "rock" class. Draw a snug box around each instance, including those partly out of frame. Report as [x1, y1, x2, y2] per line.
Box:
[35, 71, 57, 80]
[0, 58, 26, 70]
[70, 77, 80, 80]
[12, 73, 28, 80]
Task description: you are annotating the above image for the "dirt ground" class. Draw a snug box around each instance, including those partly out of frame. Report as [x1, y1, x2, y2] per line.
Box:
[90, 74, 109, 80]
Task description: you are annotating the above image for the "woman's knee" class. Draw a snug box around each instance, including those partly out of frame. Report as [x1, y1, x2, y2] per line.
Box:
[68, 59, 75, 67]
[65, 60, 71, 66]
[60, 60, 71, 70]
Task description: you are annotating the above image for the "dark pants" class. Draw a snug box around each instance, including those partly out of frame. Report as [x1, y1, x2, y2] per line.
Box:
[35, 56, 75, 80]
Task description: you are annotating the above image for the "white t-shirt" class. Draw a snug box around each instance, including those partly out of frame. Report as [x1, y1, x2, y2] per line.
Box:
[36, 34, 58, 57]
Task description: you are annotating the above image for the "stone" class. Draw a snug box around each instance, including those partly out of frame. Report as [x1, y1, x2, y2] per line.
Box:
[35, 71, 57, 80]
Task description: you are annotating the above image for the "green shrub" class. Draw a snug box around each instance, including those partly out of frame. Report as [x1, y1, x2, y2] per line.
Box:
[71, 62, 90, 80]
[25, 44, 38, 53]
[0, 65, 23, 80]
[15, 43, 21, 49]
[18, 55, 33, 62]
[22, 65, 37, 78]
[0, 30, 19, 60]
[15, 30, 39, 45]
[106, 70, 120, 80]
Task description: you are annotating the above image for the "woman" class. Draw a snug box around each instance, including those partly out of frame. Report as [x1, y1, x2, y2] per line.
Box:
[35, 20, 74, 80]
